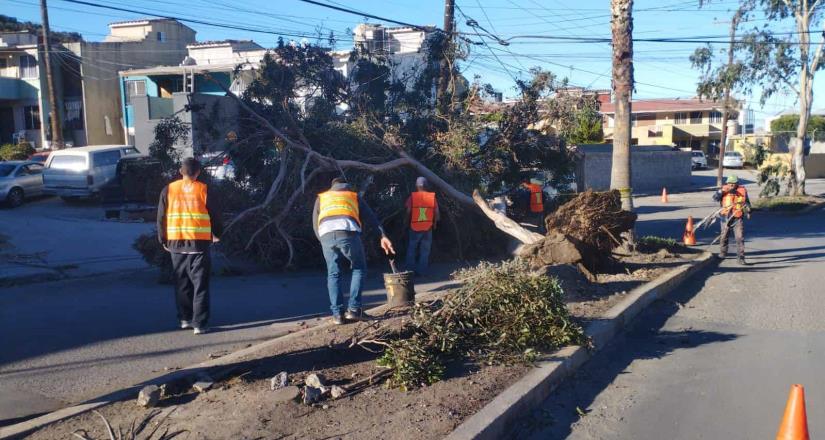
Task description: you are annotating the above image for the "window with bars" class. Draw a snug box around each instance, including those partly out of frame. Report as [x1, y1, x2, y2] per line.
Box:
[24, 105, 40, 130]
[690, 111, 703, 124]
[709, 111, 723, 123]
[20, 54, 38, 78]
[675, 112, 688, 124]
[124, 80, 146, 105]
[64, 99, 84, 130]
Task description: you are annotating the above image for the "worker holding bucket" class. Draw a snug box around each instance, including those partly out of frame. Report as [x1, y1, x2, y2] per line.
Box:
[405, 176, 439, 276]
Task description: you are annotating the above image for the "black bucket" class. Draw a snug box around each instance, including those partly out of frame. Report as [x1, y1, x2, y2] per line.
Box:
[383, 271, 416, 307]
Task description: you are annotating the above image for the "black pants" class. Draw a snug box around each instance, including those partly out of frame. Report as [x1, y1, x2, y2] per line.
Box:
[720, 217, 745, 259]
[170, 252, 211, 327]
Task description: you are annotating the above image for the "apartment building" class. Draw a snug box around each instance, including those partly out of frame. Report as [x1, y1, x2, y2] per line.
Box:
[0, 19, 195, 149]
[601, 98, 740, 155]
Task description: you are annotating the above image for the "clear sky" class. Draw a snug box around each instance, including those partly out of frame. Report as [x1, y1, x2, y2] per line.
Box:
[4, 0, 824, 128]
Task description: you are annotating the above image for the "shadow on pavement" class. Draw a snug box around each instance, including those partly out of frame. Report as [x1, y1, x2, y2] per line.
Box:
[510, 264, 740, 439]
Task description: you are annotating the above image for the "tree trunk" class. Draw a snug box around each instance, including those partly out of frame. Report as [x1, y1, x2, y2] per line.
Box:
[39, 0, 64, 150]
[436, 0, 455, 114]
[610, 0, 634, 212]
[791, 66, 811, 195]
[717, 16, 738, 188]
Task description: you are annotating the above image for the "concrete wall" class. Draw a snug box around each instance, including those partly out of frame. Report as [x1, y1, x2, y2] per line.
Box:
[805, 154, 825, 178]
[576, 149, 692, 193]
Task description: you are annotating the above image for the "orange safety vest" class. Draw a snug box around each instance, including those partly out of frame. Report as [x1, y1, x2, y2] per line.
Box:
[166, 179, 212, 241]
[410, 191, 436, 232]
[721, 185, 748, 218]
[523, 183, 544, 213]
[317, 190, 361, 226]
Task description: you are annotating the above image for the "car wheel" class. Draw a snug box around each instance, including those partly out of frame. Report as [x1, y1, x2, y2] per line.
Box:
[7, 187, 24, 208]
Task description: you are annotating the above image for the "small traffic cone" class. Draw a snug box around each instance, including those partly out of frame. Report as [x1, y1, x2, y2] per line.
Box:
[776, 384, 809, 440]
[661, 187, 669, 203]
[683, 216, 696, 246]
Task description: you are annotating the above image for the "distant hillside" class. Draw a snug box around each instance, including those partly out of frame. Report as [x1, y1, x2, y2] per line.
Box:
[0, 14, 82, 42]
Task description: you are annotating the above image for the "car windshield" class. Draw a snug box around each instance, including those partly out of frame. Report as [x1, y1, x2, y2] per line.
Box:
[692, 152, 703, 157]
[725, 152, 741, 157]
[30, 155, 48, 163]
[49, 155, 88, 171]
[0, 164, 16, 177]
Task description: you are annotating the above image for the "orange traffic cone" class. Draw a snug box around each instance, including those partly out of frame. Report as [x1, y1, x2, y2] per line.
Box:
[776, 384, 810, 440]
[683, 216, 696, 246]
[661, 187, 669, 203]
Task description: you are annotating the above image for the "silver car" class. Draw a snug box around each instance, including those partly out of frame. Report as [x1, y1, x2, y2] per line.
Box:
[0, 161, 45, 207]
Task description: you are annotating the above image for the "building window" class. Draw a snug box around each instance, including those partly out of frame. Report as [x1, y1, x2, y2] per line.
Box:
[64, 99, 84, 130]
[675, 112, 688, 124]
[24, 105, 40, 130]
[230, 75, 248, 94]
[124, 80, 146, 105]
[709, 110, 723, 123]
[156, 32, 166, 42]
[630, 114, 637, 127]
[20, 54, 38, 78]
[690, 111, 703, 124]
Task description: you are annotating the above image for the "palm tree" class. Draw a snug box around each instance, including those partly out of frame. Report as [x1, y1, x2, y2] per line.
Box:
[610, 0, 634, 212]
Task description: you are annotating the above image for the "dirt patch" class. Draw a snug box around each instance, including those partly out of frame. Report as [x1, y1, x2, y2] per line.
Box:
[25, 248, 698, 440]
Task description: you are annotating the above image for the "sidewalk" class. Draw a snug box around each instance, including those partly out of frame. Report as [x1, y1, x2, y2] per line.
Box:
[0, 261, 462, 423]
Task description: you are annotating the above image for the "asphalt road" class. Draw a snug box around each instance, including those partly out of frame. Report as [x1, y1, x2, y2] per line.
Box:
[515, 192, 825, 438]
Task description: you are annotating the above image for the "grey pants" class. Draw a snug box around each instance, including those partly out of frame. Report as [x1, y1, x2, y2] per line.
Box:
[720, 217, 745, 259]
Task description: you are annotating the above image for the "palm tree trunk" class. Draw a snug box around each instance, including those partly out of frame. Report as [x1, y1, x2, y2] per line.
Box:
[610, 0, 634, 212]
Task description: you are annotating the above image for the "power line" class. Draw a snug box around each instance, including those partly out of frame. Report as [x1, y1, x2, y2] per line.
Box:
[295, 0, 440, 33]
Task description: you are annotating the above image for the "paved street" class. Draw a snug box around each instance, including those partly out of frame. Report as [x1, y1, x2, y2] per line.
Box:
[517, 178, 825, 439]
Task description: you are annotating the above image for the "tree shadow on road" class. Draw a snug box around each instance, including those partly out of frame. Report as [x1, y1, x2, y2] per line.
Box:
[509, 265, 739, 439]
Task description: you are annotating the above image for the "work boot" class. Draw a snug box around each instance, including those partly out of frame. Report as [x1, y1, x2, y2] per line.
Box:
[345, 309, 372, 322]
[180, 320, 192, 329]
[331, 315, 345, 325]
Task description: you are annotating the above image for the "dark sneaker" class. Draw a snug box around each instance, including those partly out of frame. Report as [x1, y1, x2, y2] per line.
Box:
[180, 320, 192, 329]
[345, 309, 371, 321]
[331, 315, 345, 325]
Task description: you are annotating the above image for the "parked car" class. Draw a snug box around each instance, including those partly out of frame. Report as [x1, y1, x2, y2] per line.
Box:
[28, 151, 52, 164]
[43, 145, 142, 201]
[691, 151, 708, 169]
[0, 161, 45, 207]
[722, 151, 744, 168]
[202, 151, 236, 181]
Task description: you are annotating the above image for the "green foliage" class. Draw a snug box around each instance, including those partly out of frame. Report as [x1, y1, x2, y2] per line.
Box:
[0, 142, 35, 161]
[0, 14, 82, 42]
[563, 100, 604, 145]
[757, 153, 791, 197]
[378, 259, 586, 390]
[637, 236, 678, 249]
[739, 141, 768, 167]
[148, 117, 188, 171]
[770, 114, 825, 141]
[752, 195, 820, 211]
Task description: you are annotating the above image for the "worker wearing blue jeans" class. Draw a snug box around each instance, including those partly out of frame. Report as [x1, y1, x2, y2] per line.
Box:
[405, 177, 439, 276]
[313, 177, 395, 324]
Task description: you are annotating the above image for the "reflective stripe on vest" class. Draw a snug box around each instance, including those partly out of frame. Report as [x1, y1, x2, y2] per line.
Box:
[166, 179, 212, 241]
[524, 183, 544, 213]
[721, 185, 747, 218]
[410, 191, 436, 232]
[318, 190, 361, 226]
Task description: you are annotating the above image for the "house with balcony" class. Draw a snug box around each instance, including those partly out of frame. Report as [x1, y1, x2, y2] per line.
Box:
[600, 98, 740, 156]
[0, 19, 196, 149]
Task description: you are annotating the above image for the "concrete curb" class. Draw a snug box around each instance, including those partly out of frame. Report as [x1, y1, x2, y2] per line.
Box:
[446, 251, 717, 440]
[0, 282, 457, 439]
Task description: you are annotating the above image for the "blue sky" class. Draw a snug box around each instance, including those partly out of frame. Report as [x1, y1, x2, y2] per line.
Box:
[4, 0, 824, 127]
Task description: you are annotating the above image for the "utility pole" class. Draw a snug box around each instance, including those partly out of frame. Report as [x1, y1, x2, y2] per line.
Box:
[716, 13, 740, 188]
[39, 0, 64, 149]
[436, 0, 455, 114]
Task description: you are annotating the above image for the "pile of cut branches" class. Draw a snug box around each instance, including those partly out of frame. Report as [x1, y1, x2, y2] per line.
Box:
[376, 259, 586, 391]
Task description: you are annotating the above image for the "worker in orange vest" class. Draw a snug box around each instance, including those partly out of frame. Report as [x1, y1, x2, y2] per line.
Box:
[313, 177, 395, 324]
[520, 177, 546, 233]
[712, 175, 751, 265]
[157, 158, 223, 335]
[405, 176, 439, 276]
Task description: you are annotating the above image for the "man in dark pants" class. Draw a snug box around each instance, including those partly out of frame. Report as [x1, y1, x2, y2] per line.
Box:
[405, 176, 439, 276]
[313, 177, 395, 325]
[157, 158, 223, 334]
[713, 174, 751, 265]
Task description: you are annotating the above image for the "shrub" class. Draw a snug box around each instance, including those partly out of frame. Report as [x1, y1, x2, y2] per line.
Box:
[133, 230, 173, 283]
[757, 153, 791, 197]
[0, 142, 35, 161]
[378, 259, 586, 390]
